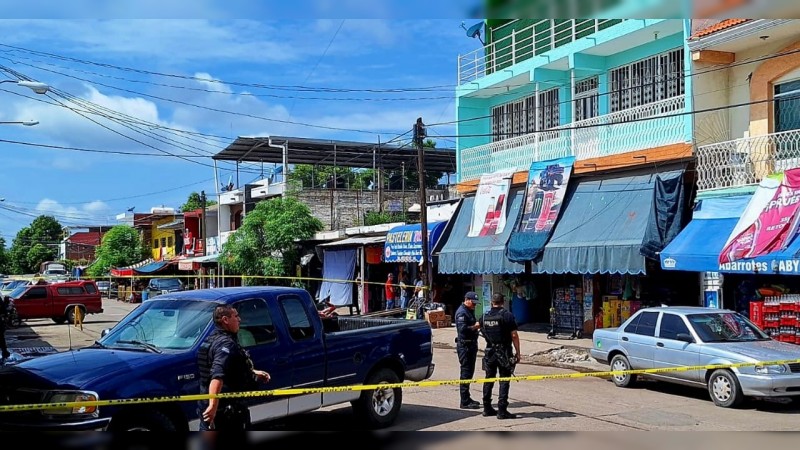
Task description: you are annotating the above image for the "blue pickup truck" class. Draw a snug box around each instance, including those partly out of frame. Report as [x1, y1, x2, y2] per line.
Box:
[0, 287, 435, 431]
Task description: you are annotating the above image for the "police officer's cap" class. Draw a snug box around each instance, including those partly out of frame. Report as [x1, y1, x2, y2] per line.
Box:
[464, 291, 478, 301]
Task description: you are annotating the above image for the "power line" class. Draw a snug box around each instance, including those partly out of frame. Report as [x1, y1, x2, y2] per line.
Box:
[0, 43, 454, 93]
[4, 178, 215, 205]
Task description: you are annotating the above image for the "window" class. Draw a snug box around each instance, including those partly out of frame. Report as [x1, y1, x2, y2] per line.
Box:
[167, 236, 173, 247]
[57, 287, 86, 295]
[236, 298, 277, 347]
[490, 88, 559, 142]
[85, 284, 98, 294]
[24, 287, 48, 300]
[658, 313, 690, 340]
[610, 48, 684, 113]
[153, 239, 158, 249]
[574, 76, 599, 121]
[774, 79, 800, 133]
[160, 237, 167, 248]
[623, 314, 641, 334]
[625, 311, 658, 337]
[279, 294, 314, 341]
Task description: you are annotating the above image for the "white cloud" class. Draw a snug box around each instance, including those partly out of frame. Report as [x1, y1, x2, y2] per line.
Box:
[35, 199, 114, 224]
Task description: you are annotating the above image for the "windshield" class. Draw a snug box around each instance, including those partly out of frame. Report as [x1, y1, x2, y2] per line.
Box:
[152, 279, 182, 290]
[2, 280, 25, 292]
[99, 299, 215, 351]
[9, 285, 30, 299]
[687, 312, 769, 343]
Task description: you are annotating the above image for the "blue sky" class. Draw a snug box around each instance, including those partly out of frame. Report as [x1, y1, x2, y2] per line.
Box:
[0, 18, 481, 240]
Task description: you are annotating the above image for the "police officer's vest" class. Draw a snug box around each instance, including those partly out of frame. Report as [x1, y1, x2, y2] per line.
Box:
[482, 308, 508, 346]
[197, 340, 214, 390]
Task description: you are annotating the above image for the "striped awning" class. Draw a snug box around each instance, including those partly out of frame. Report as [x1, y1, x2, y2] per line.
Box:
[110, 258, 155, 277]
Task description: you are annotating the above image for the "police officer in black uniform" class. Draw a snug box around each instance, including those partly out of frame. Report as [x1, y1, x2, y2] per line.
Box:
[0, 296, 11, 362]
[198, 304, 271, 430]
[479, 293, 521, 419]
[455, 291, 481, 409]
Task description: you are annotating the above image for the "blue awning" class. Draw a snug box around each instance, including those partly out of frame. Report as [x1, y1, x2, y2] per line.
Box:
[661, 195, 800, 274]
[537, 172, 674, 275]
[134, 260, 171, 274]
[384, 221, 447, 263]
[438, 189, 525, 275]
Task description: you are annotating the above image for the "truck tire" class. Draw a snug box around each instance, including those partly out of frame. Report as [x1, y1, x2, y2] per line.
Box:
[708, 369, 743, 408]
[66, 306, 85, 324]
[110, 410, 177, 431]
[352, 368, 402, 429]
[610, 354, 637, 388]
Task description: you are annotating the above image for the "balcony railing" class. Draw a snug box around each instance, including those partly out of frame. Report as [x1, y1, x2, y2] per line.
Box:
[696, 129, 800, 191]
[459, 95, 686, 182]
[458, 19, 624, 85]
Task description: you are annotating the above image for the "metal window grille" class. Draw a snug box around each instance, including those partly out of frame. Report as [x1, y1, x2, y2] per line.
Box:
[574, 76, 599, 121]
[610, 48, 684, 113]
[538, 88, 560, 131]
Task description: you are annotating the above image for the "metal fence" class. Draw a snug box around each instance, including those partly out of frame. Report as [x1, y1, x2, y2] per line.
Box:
[696, 129, 800, 191]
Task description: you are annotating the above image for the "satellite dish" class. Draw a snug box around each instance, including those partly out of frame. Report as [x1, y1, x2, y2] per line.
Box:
[462, 21, 485, 45]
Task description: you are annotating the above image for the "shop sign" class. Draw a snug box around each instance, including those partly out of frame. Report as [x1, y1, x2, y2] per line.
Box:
[469, 169, 514, 237]
[718, 259, 800, 274]
[720, 168, 800, 264]
[507, 156, 575, 261]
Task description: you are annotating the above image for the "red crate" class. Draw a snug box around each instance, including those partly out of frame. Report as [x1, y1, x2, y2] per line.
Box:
[764, 304, 780, 314]
[750, 301, 764, 328]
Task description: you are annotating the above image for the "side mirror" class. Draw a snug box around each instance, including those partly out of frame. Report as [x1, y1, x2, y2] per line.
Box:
[676, 333, 694, 343]
[100, 328, 110, 338]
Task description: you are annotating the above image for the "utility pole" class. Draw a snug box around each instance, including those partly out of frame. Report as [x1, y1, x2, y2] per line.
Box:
[200, 190, 207, 288]
[414, 117, 433, 300]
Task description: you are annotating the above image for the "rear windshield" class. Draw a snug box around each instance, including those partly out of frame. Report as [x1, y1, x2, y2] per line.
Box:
[152, 279, 182, 289]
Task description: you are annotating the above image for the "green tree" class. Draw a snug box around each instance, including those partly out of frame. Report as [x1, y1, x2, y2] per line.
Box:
[9, 215, 63, 274]
[87, 225, 144, 277]
[220, 197, 323, 283]
[180, 192, 217, 213]
[0, 236, 8, 274]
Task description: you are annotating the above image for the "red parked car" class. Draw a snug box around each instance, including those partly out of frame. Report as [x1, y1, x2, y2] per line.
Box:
[7, 280, 103, 324]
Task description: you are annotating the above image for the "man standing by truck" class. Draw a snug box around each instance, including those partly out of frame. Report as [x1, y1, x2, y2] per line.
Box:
[198, 304, 271, 430]
[455, 291, 481, 409]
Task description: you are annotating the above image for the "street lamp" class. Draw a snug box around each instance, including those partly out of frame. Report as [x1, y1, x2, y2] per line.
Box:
[0, 120, 38, 126]
[0, 79, 50, 94]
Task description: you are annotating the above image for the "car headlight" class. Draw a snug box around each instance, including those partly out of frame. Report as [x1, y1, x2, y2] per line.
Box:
[754, 364, 787, 375]
[44, 391, 99, 416]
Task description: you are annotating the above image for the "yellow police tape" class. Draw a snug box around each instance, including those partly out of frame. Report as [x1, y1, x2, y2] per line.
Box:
[2, 358, 799, 413]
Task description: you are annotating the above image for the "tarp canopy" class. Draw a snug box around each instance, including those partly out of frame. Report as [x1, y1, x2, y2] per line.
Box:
[661, 194, 800, 274]
[537, 169, 685, 275]
[438, 189, 525, 274]
[111, 258, 155, 277]
[135, 260, 171, 274]
[318, 248, 357, 306]
[384, 221, 448, 263]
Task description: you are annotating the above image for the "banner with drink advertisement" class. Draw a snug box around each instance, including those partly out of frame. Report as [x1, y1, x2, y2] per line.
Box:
[468, 169, 515, 237]
[719, 168, 800, 264]
[506, 156, 575, 262]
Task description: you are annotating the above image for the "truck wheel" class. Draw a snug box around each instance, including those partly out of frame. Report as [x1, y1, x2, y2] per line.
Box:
[610, 354, 637, 388]
[708, 369, 743, 408]
[110, 410, 177, 431]
[352, 368, 402, 429]
[66, 307, 85, 324]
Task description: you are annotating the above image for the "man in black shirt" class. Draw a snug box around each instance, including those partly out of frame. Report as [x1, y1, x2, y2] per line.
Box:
[198, 304, 271, 430]
[479, 293, 521, 419]
[455, 291, 481, 409]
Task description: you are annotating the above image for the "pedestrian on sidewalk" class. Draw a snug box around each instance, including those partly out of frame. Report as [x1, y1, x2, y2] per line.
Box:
[479, 293, 521, 420]
[455, 291, 481, 409]
[384, 273, 396, 310]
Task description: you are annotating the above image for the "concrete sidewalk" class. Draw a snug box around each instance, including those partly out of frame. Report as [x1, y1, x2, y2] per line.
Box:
[430, 322, 607, 373]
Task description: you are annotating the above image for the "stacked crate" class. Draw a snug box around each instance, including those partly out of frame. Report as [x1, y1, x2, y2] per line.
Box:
[761, 295, 800, 344]
[424, 310, 451, 329]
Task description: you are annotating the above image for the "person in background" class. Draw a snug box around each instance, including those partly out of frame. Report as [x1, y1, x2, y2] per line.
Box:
[384, 273, 396, 310]
[414, 275, 424, 301]
[398, 274, 410, 310]
[0, 295, 11, 361]
[455, 291, 481, 409]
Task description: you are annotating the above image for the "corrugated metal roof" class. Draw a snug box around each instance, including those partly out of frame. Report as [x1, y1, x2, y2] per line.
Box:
[318, 235, 386, 247]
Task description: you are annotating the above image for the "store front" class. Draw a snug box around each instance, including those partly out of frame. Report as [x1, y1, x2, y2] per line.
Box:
[437, 188, 526, 317]
[660, 188, 800, 344]
[317, 235, 386, 314]
[534, 166, 693, 332]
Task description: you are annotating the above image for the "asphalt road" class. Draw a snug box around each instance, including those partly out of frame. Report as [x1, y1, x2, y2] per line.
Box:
[5, 298, 800, 431]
